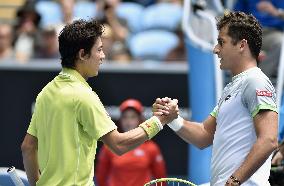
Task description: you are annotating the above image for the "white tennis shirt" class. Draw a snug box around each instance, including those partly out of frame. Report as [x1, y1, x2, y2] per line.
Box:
[210, 67, 278, 186]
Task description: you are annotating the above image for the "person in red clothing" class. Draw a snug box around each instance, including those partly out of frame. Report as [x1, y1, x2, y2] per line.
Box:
[95, 98, 167, 186]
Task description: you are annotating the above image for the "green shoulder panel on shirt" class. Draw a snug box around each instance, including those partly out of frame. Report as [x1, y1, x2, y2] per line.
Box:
[251, 104, 278, 118]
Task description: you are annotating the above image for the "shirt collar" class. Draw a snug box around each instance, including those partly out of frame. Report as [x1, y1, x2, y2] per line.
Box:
[232, 67, 259, 82]
[60, 68, 91, 89]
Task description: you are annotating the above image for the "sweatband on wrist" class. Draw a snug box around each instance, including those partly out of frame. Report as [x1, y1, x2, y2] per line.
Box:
[139, 116, 163, 139]
[168, 115, 183, 132]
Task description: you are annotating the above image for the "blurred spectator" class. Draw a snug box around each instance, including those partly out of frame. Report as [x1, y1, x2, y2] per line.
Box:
[14, 0, 41, 63]
[101, 24, 131, 62]
[157, 0, 182, 5]
[95, 99, 167, 186]
[0, 23, 15, 62]
[96, 0, 132, 62]
[59, 0, 75, 24]
[110, 41, 132, 62]
[257, 1, 284, 18]
[50, 0, 76, 34]
[33, 25, 60, 59]
[234, 0, 284, 80]
[122, 0, 156, 7]
[165, 29, 187, 62]
[121, 0, 181, 7]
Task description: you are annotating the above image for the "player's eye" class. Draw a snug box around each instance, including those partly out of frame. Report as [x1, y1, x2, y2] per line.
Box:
[217, 39, 223, 46]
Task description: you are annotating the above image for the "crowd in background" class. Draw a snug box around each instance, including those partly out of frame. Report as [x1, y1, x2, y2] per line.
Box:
[0, 0, 186, 64]
[0, 0, 284, 80]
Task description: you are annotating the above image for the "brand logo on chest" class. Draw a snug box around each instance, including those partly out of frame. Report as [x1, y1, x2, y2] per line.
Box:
[256, 90, 272, 97]
[224, 95, 231, 101]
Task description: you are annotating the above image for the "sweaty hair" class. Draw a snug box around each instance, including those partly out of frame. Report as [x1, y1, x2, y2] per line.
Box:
[58, 19, 104, 68]
[216, 11, 262, 60]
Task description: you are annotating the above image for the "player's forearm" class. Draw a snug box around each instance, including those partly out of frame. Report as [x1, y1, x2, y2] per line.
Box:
[115, 114, 178, 154]
[176, 121, 213, 149]
[22, 150, 40, 186]
[231, 137, 278, 184]
[112, 127, 148, 155]
[103, 116, 167, 155]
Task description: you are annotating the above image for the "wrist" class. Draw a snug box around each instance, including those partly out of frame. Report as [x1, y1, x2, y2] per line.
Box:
[139, 116, 163, 139]
[168, 115, 183, 132]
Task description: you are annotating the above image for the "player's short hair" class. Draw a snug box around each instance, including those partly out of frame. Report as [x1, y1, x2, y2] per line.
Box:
[58, 19, 104, 68]
[216, 11, 262, 60]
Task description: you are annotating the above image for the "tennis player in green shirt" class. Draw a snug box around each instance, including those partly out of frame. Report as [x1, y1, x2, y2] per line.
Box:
[21, 19, 178, 186]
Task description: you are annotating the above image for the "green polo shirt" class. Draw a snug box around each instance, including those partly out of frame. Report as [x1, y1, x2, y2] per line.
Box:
[27, 68, 117, 186]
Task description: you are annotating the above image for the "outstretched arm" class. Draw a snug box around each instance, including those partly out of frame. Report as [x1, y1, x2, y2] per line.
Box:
[101, 99, 179, 155]
[257, 1, 284, 19]
[175, 115, 216, 149]
[153, 97, 216, 149]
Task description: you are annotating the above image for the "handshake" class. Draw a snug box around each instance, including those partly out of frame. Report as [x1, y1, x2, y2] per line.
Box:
[139, 97, 184, 140]
[152, 97, 183, 131]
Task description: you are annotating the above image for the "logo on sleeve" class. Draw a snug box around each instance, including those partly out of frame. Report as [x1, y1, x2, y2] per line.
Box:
[256, 90, 272, 97]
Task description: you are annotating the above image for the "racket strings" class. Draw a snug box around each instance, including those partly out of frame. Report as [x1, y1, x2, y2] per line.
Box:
[149, 181, 187, 186]
[144, 178, 197, 186]
[155, 181, 181, 186]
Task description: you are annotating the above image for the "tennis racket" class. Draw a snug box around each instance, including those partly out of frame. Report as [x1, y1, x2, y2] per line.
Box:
[144, 178, 197, 186]
[7, 166, 25, 186]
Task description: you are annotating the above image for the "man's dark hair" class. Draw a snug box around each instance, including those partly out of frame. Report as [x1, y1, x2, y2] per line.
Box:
[58, 19, 104, 68]
[216, 11, 262, 60]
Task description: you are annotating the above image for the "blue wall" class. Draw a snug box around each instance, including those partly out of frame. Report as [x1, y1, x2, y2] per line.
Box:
[186, 39, 216, 184]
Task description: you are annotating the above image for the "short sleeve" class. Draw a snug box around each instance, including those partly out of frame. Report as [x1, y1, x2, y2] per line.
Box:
[241, 77, 277, 118]
[76, 91, 117, 140]
[27, 101, 39, 137]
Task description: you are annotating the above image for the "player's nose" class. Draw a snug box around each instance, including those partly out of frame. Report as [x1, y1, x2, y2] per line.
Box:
[213, 45, 220, 54]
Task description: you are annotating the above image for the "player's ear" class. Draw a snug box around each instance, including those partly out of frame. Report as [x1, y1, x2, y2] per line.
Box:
[239, 39, 247, 51]
[78, 49, 88, 61]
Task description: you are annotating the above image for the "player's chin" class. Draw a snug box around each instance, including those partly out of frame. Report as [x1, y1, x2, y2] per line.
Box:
[90, 71, 99, 77]
[219, 62, 225, 70]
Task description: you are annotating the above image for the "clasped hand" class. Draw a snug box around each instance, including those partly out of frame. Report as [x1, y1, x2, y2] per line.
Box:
[152, 97, 179, 125]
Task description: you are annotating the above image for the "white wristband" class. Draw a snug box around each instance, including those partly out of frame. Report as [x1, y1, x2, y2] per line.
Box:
[168, 115, 183, 132]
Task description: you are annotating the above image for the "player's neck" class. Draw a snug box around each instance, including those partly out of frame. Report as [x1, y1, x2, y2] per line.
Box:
[231, 58, 257, 76]
[73, 65, 89, 81]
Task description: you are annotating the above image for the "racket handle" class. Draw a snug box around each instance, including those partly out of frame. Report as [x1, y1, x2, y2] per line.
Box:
[7, 166, 25, 186]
